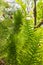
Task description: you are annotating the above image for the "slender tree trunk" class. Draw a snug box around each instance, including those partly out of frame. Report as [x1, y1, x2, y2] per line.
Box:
[34, 0, 37, 27]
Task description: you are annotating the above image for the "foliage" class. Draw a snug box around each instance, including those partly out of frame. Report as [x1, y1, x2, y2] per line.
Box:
[37, 0, 43, 23]
[0, 0, 43, 65]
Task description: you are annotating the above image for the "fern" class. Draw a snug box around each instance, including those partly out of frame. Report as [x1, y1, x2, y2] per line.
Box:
[6, 10, 23, 65]
[0, 9, 43, 65]
[16, 20, 42, 65]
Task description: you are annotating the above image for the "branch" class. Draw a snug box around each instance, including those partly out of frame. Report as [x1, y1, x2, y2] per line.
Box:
[34, 20, 43, 28]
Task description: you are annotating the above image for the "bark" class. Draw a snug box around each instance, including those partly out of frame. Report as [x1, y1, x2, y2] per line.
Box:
[34, 0, 37, 26]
